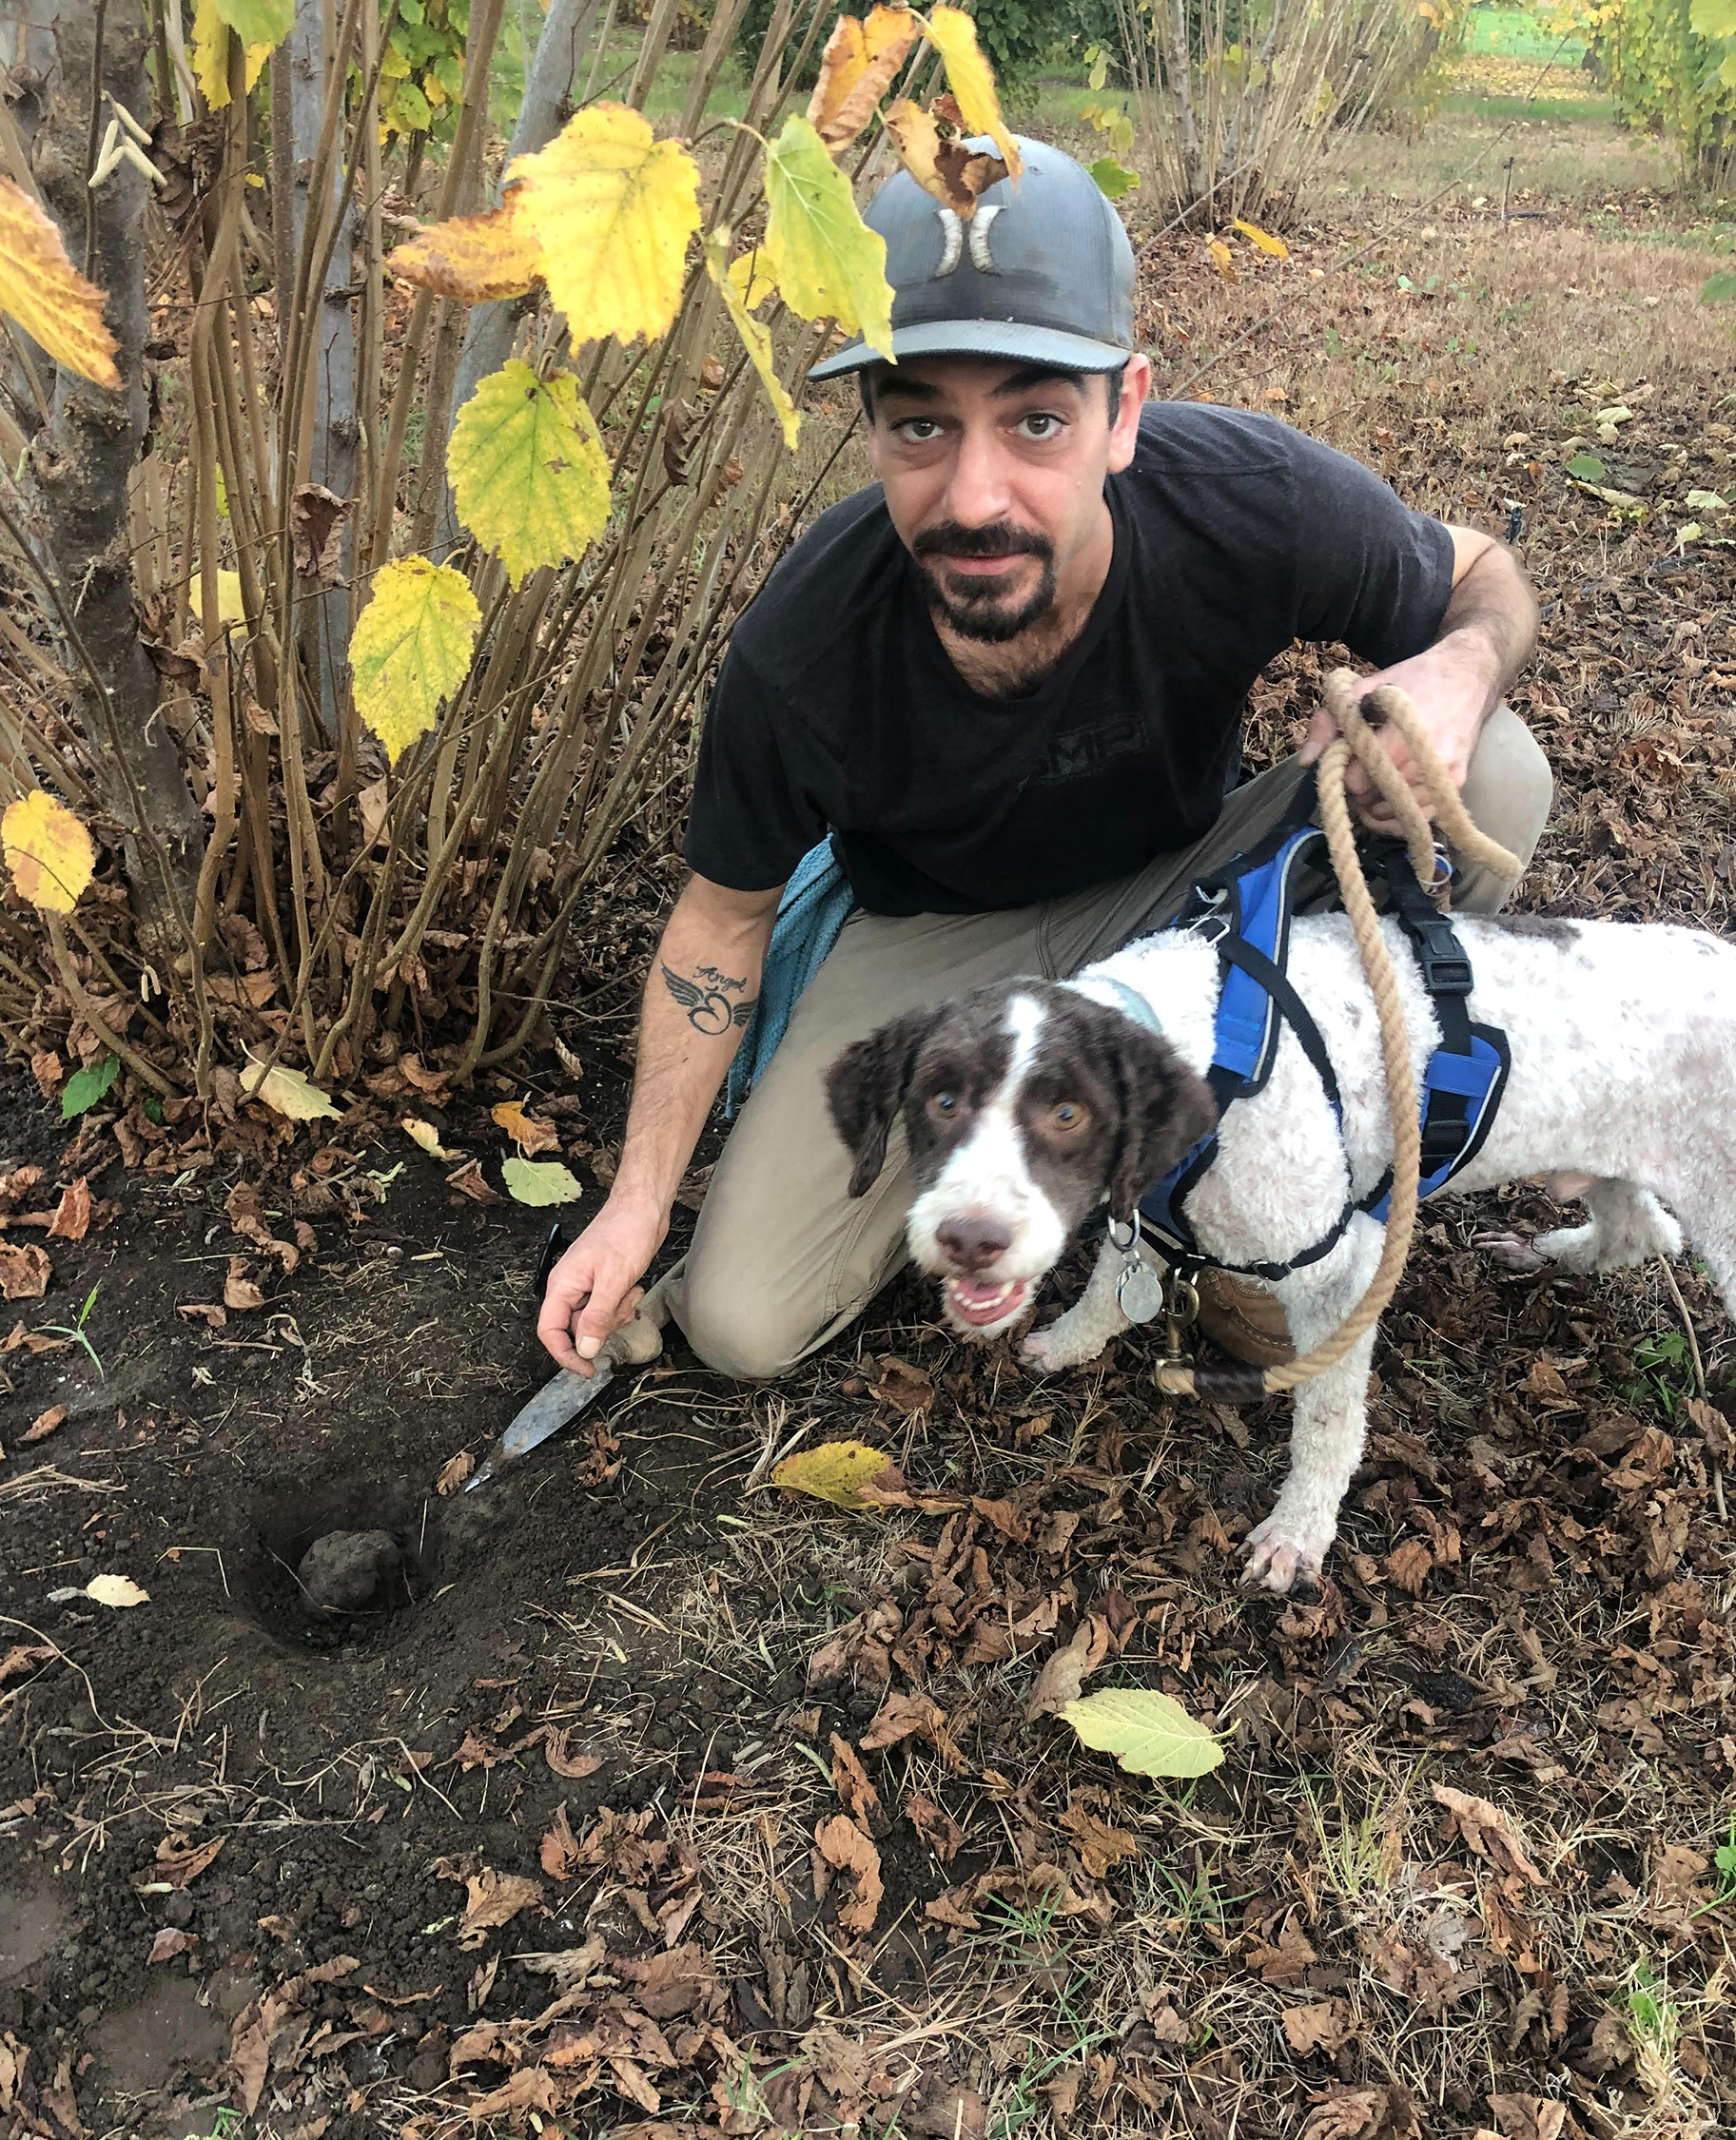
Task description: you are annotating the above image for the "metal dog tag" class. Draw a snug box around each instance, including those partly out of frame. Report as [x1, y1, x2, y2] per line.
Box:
[1117, 1258, 1165, 1324]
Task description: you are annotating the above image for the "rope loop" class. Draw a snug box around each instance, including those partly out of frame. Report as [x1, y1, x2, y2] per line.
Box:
[1155, 672, 1521, 1402]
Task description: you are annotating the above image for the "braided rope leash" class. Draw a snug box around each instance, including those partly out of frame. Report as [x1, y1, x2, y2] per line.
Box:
[1154, 669, 1522, 1402]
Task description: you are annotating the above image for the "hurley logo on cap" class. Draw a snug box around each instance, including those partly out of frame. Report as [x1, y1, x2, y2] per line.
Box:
[932, 203, 1003, 278]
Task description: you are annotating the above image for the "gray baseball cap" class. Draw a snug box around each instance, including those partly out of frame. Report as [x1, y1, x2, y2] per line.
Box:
[809, 135, 1135, 381]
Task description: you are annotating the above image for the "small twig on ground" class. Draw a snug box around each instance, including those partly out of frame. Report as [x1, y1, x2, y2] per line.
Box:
[1658, 1255, 1725, 1521]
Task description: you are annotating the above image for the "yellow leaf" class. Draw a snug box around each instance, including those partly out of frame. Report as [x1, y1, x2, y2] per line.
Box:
[728, 246, 776, 311]
[350, 555, 480, 764]
[806, 6, 920, 152]
[1061, 1688, 1224, 1779]
[500, 1154, 584, 1205]
[491, 1099, 561, 1155]
[86, 1574, 150, 1608]
[403, 1118, 460, 1160]
[1233, 216, 1290, 260]
[1207, 236, 1238, 281]
[240, 1056, 343, 1121]
[920, 6, 1022, 177]
[0, 178, 119, 390]
[770, 1438, 901, 1511]
[704, 231, 799, 452]
[2, 790, 95, 915]
[884, 97, 1006, 219]
[215, 0, 294, 44]
[762, 115, 894, 360]
[388, 189, 547, 304]
[208, 566, 247, 625]
[506, 104, 701, 347]
[447, 360, 612, 587]
[191, 0, 271, 112]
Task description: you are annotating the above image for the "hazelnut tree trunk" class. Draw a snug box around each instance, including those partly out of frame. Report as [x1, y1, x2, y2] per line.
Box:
[29, 0, 202, 969]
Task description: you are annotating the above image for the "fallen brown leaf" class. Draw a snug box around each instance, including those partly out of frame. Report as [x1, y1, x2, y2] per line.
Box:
[0, 1644, 55, 1683]
[468, 2068, 559, 2119]
[22, 1404, 66, 1444]
[1024, 1616, 1111, 1721]
[224, 1181, 301, 1274]
[539, 1800, 581, 1881]
[905, 1790, 966, 1863]
[0, 1241, 50, 1299]
[615, 1943, 714, 2019]
[1246, 1915, 1317, 1985]
[436, 1449, 476, 1495]
[1486, 2096, 1568, 2140]
[829, 1734, 885, 1832]
[1384, 1539, 1434, 1595]
[0, 1164, 44, 1208]
[458, 1867, 543, 1947]
[491, 1099, 561, 1155]
[223, 1256, 265, 1312]
[545, 1725, 605, 1780]
[903, 2081, 987, 2139]
[1685, 1394, 1732, 1463]
[1298, 2088, 1400, 2140]
[2, 1321, 68, 1354]
[1431, 1783, 1544, 1883]
[1283, 1995, 1356, 2055]
[1057, 1797, 1140, 1877]
[1042, 2065, 1082, 2130]
[869, 1354, 934, 1414]
[146, 1833, 225, 1888]
[859, 1691, 965, 1768]
[46, 1177, 91, 1241]
[446, 1158, 503, 1203]
[813, 1814, 884, 1935]
[147, 1927, 197, 1965]
[177, 1302, 226, 1328]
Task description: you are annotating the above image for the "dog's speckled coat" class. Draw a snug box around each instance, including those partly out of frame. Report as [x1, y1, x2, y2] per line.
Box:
[827, 913, 1736, 1592]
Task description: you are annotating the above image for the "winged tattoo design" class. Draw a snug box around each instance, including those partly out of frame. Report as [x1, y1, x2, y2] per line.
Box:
[662, 963, 757, 1038]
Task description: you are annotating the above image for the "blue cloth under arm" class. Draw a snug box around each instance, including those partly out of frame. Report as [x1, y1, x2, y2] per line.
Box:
[724, 839, 854, 1117]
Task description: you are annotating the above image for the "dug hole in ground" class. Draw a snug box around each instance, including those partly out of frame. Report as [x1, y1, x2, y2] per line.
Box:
[5, 60, 1736, 2140]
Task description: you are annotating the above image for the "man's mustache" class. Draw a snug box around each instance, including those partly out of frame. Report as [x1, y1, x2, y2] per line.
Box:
[912, 520, 1053, 565]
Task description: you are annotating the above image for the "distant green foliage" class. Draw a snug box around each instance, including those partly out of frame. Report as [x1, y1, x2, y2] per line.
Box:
[378, 0, 470, 142]
[1558, 0, 1736, 182]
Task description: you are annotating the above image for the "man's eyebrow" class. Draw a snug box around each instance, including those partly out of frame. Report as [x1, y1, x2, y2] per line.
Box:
[871, 373, 943, 404]
[990, 365, 1088, 399]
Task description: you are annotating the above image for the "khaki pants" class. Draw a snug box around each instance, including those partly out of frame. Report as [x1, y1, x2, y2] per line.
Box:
[667, 706, 1552, 1378]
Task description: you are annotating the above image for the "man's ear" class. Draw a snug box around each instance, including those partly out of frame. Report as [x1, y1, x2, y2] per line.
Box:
[1107, 1023, 1218, 1220]
[825, 1004, 944, 1198]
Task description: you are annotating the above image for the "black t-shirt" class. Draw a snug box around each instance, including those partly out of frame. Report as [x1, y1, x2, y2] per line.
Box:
[684, 402, 1455, 916]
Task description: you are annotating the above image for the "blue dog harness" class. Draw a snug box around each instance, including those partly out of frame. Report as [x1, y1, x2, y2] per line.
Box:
[1133, 773, 1511, 1283]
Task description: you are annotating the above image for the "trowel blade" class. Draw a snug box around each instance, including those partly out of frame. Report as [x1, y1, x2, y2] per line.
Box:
[464, 1357, 615, 1492]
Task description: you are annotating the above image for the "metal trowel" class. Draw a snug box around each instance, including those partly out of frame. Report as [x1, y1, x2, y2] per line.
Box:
[465, 1226, 665, 1492]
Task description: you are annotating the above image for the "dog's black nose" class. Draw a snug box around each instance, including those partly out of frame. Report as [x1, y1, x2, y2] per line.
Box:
[936, 1216, 1011, 1273]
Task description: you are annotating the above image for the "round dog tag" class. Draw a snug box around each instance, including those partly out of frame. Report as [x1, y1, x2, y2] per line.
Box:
[1117, 1260, 1165, 1324]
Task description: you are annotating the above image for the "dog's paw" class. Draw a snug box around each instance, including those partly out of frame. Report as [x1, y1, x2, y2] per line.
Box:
[1473, 1228, 1550, 1274]
[1021, 1317, 1104, 1375]
[1242, 1513, 1329, 1595]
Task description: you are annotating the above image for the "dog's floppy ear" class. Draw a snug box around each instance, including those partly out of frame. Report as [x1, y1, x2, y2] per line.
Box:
[1107, 1024, 1219, 1222]
[826, 1004, 945, 1198]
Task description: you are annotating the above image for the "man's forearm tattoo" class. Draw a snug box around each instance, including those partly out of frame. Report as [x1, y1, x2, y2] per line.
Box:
[661, 962, 757, 1037]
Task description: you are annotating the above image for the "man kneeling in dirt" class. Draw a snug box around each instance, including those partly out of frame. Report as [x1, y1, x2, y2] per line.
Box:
[537, 138, 1548, 1386]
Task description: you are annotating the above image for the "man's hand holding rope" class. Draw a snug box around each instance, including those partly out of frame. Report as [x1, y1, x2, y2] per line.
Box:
[1298, 526, 1538, 837]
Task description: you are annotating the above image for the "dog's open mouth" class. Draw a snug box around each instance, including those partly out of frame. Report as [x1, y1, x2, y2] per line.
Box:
[945, 1274, 1031, 1329]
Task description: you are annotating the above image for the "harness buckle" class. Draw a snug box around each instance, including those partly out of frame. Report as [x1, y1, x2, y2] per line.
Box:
[1408, 916, 1473, 996]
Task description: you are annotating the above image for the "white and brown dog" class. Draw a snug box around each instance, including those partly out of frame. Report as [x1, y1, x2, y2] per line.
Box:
[826, 913, 1736, 1593]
